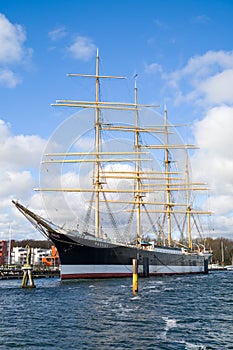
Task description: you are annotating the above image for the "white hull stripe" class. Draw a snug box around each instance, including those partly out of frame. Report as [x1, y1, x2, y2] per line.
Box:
[60, 264, 205, 279]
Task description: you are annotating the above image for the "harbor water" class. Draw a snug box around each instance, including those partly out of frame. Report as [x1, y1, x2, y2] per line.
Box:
[0, 271, 232, 349]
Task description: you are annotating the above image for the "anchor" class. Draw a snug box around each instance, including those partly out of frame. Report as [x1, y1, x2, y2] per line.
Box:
[21, 245, 35, 288]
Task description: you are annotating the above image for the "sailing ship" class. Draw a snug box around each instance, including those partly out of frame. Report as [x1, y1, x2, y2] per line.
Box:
[13, 51, 212, 279]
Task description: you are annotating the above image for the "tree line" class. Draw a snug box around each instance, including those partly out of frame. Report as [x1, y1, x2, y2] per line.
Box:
[12, 239, 52, 249]
[205, 237, 233, 265]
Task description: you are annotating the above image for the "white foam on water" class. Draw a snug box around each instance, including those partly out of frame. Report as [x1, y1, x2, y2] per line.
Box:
[130, 295, 141, 301]
[161, 319, 206, 349]
[144, 284, 161, 290]
[161, 316, 178, 340]
[164, 287, 174, 291]
[185, 343, 207, 350]
[163, 316, 177, 331]
[141, 286, 161, 294]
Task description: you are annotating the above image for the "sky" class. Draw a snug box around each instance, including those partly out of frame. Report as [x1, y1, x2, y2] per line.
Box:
[0, 0, 233, 241]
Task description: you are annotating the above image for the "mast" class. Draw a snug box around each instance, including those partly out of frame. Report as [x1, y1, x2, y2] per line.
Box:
[221, 240, 224, 266]
[94, 49, 101, 238]
[134, 75, 141, 244]
[185, 152, 192, 249]
[164, 106, 172, 246]
[8, 224, 12, 266]
[53, 49, 127, 239]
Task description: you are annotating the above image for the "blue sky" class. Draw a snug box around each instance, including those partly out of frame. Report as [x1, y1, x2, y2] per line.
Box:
[0, 0, 233, 240]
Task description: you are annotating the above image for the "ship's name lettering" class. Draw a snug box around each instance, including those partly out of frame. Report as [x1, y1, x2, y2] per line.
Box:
[51, 233, 60, 239]
[94, 241, 107, 248]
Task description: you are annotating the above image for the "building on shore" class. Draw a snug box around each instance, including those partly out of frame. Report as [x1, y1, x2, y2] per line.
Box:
[42, 246, 60, 267]
[0, 240, 12, 265]
[0, 241, 59, 267]
[12, 247, 52, 266]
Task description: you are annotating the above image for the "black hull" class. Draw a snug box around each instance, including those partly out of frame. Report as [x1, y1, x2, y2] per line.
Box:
[48, 230, 209, 279]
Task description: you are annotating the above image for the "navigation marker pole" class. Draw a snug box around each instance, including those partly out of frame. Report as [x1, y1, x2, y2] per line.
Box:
[132, 259, 138, 294]
[21, 245, 35, 289]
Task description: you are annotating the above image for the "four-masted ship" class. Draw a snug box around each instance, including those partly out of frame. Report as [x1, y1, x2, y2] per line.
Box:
[13, 51, 212, 279]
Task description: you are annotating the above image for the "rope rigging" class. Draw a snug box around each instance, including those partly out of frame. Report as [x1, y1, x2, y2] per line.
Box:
[102, 191, 127, 244]
[81, 191, 95, 234]
[124, 203, 136, 241]
[142, 203, 158, 238]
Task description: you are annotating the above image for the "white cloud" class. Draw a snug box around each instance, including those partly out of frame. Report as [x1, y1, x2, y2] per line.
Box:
[67, 35, 96, 61]
[0, 119, 10, 139]
[165, 50, 233, 106]
[0, 68, 21, 88]
[0, 13, 31, 64]
[0, 170, 35, 198]
[48, 26, 67, 41]
[194, 106, 233, 159]
[0, 120, 47, 239]
[0, 13, 33, 88]
[1, 133, 46, 170]
[145, 63, 163, 74]
[191, 106, 233, 237]
[199, 69, 233, 104]
[205, 195, 233, 216]
[175, 51, 233, 79]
